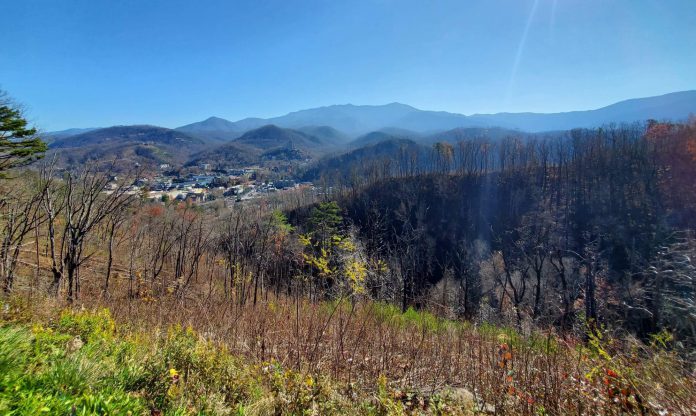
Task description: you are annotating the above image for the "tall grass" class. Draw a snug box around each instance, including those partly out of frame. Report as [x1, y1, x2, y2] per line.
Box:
[3, 290, 693, 415]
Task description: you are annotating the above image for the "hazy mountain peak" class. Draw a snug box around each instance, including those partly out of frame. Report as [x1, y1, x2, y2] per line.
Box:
[178, 116, 236, 131]
[175, 90, 696, 139]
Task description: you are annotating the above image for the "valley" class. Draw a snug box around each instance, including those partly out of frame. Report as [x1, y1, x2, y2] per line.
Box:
[3, 2, 696, 413]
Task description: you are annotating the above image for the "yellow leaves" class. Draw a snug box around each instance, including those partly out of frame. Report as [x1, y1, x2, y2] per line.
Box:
[376, 259, 389, 274]
[377, 373, 388, 391]
[298, 233, 312, 247]
[338, 238, 355, 252]
[229, 262, 242, 285]
[304, 251, 333, 277]
[313, 255, 333, 277]
[167, 366, 181, 398]
[304, 375, 314, 388]
[31, 323, 46, 335]
[345, 259, 367, 295]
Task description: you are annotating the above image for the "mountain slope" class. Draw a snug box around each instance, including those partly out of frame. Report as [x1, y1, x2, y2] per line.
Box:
[175, 116, 241, 141]
[464, 90, 696, 131]
[49, 125, 208, 169]
[186, 125, 332, 168]
[302, 138, 429, 182]
[186, 141, 260, 169]
[265, 102, 419, 136]
[180, 90, 696, 136]
[296, 125, 350, 145]
[45, 127, 99, 140]
[423, 127, 531, 145]
[231, 125, 327, 152]
[348, 127, 427, 148]
[51, 125, 206, 148]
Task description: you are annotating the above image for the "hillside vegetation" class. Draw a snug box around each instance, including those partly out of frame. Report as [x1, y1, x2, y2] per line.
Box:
[1, 296, 694, 415]
[174, 91, 696, 136]
[48, 126, 208, 170]
[2, 113, 696, 414]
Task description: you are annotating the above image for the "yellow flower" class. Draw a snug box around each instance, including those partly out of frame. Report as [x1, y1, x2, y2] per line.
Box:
[169, 368, 179, 377]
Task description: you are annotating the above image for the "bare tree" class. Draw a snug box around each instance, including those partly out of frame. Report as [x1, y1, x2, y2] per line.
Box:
[0, 172, 47, 292]
[42, 164, 136, 301]
[646, 233, 696, 347]
[102, 205, 131, 297]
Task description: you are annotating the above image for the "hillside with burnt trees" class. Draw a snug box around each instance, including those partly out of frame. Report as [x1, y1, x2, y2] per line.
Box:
[2, 90, 696, 413]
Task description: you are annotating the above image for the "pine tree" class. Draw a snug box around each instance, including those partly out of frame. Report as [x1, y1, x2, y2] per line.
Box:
[0, 92, 47, 175]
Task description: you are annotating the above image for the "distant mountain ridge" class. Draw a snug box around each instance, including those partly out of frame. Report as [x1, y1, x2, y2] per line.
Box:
[48, 125, 208, 169]
[176, 117, 241, 141]
[50, 125, 206, 149]
[177, 90, 696, 137]
[44, 127, 99, 143]
[47, 90, 696, 171]
[232, 125, 324, 151]
[185, 124, 338, 169]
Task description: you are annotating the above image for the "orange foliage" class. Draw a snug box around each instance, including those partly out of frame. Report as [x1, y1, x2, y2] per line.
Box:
[646, 120, 696, 219]
[144, 204, 165, 217]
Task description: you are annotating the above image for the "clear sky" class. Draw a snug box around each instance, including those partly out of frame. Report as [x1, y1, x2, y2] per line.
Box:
[2, 0, 695, 130]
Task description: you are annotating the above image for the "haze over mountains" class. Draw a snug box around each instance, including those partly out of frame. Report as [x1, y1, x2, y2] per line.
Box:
[45, 90, 696, 171]
[48, 125, 208, 169]
[176, 90, 696, 139]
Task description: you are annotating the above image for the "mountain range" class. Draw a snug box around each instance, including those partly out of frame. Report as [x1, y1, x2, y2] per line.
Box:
[175, 90, 696, 139]
[45, 90, 696, 171]
[48, 125, 207, 169]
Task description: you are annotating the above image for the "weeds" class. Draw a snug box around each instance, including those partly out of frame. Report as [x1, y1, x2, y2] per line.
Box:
[1, 295, 695, 415]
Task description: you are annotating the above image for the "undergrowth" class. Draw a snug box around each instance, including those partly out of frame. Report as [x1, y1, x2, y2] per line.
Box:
[0, 299, 478, 415]
[1, 295, 695, 414]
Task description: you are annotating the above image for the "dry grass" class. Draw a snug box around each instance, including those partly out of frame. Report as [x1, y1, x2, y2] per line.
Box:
[6, 279, 692, 415]
[2, 251, 694, 415]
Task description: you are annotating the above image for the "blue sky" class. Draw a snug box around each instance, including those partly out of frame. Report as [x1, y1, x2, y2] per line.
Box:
[2, 0, 695, 130]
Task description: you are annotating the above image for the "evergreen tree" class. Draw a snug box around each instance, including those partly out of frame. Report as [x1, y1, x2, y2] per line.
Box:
[0, 91, 47, 175]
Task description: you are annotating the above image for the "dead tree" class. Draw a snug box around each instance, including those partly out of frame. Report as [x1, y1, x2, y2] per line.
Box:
[42, 164, 136, 301]
[0, 173, 47, 293]
[102, 205, 131, 297]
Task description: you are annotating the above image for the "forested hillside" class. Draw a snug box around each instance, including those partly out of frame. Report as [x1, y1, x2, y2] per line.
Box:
[2, 114, 696, 413]
[5, 0, 696, 413]
[48, 125, 209, 169]
[3, 87, 696, 415]
[294, 120, 696, 347]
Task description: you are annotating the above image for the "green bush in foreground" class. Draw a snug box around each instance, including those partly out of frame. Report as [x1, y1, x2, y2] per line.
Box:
[0, 306, 474, 415]
[0, 308, 270, 415]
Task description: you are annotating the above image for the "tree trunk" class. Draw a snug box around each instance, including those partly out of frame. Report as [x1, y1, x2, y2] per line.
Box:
[103, 223, 116, 297]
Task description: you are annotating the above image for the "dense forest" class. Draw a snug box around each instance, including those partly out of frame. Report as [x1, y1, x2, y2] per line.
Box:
[295, 121, 696, 347]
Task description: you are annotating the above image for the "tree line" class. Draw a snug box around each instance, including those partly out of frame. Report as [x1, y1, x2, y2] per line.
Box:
[2, 88, 695, 356]
[319, 120, 696, 350]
